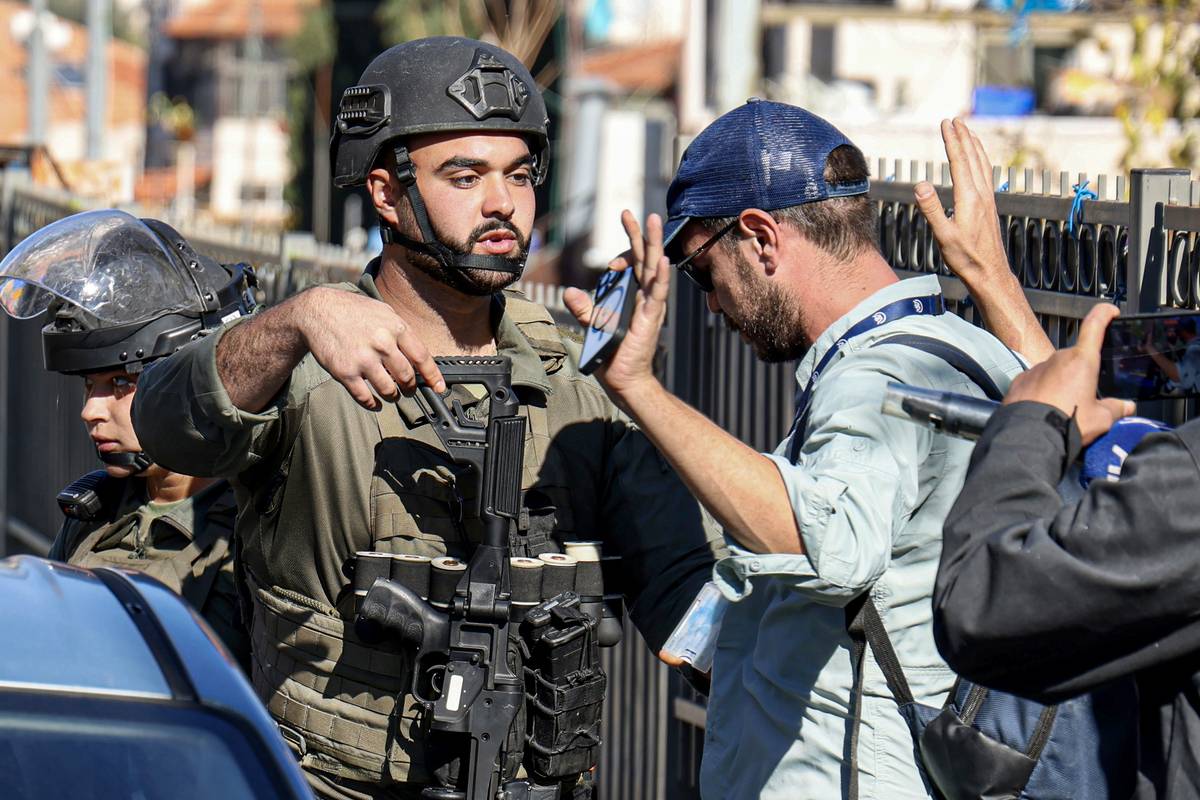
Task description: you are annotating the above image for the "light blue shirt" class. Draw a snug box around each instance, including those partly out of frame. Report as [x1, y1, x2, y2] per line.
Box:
[702, 276, 1024, 800]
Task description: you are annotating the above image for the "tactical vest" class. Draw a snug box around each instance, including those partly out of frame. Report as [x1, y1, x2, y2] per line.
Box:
[247, 294, 590, 788]
[54, 477, 247, 664]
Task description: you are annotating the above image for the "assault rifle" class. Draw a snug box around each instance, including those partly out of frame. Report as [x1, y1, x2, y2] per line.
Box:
[357, 356, 526, 800]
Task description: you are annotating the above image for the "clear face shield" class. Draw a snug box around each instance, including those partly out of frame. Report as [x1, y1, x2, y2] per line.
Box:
[0, 209, 198, 325]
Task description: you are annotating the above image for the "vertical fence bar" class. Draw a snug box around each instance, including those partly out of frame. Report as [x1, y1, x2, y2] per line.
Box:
[1128, 169, 1190, 312]
[0, 310, 8, 558]
[0, 170, 11, 557]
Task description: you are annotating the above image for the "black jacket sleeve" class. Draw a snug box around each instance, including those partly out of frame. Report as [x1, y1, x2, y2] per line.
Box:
[934, 401, 1200, 702]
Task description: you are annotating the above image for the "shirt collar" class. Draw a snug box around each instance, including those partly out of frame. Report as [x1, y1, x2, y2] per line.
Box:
[358, 262, 554, 426]
[111, 479, 228, 539]
[793, 274, 943, 389]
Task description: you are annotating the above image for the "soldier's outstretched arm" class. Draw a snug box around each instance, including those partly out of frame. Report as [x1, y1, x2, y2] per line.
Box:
[217, 285, 445, 412]
[915, 118, 1054, 365]
[133, 284, 445, 477]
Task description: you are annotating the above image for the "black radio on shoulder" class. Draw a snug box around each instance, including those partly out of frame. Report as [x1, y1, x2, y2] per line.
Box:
[57, 470, 119, 522]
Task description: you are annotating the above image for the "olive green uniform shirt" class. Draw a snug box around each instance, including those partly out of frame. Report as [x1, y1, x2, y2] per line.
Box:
[49, 477, 249, 667]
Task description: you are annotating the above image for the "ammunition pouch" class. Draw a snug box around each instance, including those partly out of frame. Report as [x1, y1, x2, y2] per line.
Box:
[513, 489, 559, 558]
[520, 594, 606, 783]
[354, 556, 618, 798]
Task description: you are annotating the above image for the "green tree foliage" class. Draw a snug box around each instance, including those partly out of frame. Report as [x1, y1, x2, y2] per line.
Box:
[377, 0, 487, 45]
[286, 0, 337, 72]
[376, 0, 561, 68]
[1119, 0, 1200, 170]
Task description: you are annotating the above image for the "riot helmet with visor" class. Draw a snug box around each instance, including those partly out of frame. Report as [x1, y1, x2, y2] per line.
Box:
[0, 209, 258, 471]
[0, 209, 257, 375]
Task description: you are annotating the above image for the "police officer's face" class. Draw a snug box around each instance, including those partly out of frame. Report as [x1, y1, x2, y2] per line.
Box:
[81, 369, 146, 478]
[382, 132, 536, 295]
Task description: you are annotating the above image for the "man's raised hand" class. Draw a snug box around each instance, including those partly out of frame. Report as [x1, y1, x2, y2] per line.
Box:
[1003, 303, 1135, 444]
[565, 210, 672, 399]
[916, 118, 1054, 363]
[914, 119, 1009, 286]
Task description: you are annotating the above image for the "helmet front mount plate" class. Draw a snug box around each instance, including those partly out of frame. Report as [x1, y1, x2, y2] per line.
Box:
[448, 50, 530, 122]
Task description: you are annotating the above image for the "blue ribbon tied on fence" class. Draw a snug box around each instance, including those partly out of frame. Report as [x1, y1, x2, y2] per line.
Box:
[1067, 180, 1097, 237]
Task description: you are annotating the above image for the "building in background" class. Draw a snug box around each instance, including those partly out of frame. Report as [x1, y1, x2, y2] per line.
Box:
[756, 0, 1197, 185]
[553, 0, 686, 280]
[0, 0, 146, 200]
[153, 0, 315, 224]
[563, 0, 1199, 290]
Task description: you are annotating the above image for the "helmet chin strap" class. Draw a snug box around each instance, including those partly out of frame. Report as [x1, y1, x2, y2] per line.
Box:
[381, 145, 526, 277]
[97, 447, 153, 474]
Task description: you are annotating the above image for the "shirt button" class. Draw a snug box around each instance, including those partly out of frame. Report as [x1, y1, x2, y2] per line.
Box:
[749, 560, 762, 573]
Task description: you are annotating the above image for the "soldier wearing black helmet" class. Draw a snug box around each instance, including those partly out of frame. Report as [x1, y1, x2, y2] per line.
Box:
[130, 37, 724, 800]
[0, 209, 257, 666]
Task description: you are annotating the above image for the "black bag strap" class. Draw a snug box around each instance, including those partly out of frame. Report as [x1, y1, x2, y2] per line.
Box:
[844, 335, 1010, 798]
[844, 592, 919, 800]
[846, 593, 915, 705]
[873, 333, 1007, 402]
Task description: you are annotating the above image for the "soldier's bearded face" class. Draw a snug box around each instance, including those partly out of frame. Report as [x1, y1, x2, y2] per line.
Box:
[399, 132, 537, 296]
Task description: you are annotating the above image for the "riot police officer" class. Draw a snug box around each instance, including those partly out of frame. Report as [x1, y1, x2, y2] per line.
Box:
[0, 209, 256, 667]
[130, 38, 724, 800]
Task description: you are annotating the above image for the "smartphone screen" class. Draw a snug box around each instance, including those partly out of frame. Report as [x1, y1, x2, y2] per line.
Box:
[1098, 311, 1200, 400]
[579, 268, 637, 375]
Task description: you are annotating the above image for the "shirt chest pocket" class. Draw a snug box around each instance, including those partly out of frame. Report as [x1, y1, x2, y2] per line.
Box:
[369, 425, 587, 560]
[371, 434, 475, 560]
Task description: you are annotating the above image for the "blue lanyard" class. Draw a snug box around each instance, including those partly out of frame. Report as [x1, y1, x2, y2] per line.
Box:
[785, 293, 945, 463]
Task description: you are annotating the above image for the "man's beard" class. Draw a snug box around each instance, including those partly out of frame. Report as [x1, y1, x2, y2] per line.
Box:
[403, 219, 530, 297]
[726, 250, 809, 363]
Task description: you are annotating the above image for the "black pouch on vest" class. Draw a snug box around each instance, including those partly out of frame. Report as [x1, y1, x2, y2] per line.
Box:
[845, 593, 1081, 800]
[520, 592, 606, 782]
[514, 488, 559, 558]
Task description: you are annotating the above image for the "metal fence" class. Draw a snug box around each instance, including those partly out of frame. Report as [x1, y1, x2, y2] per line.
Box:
[660, 161, 1200, 796]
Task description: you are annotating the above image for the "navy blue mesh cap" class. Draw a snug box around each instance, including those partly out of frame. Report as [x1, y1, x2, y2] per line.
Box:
[663, 98, 869, 253]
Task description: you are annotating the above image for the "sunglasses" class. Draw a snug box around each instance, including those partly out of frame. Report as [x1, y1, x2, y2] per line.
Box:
[672, 219, 738, 293]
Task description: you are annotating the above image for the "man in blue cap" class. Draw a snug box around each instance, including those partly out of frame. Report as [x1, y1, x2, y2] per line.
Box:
[566, 102, 1024, 798]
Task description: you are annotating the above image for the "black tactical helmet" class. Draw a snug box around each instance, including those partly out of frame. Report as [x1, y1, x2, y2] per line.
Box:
[330, 36, 550, 276]
[0, 210, 258, 471]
